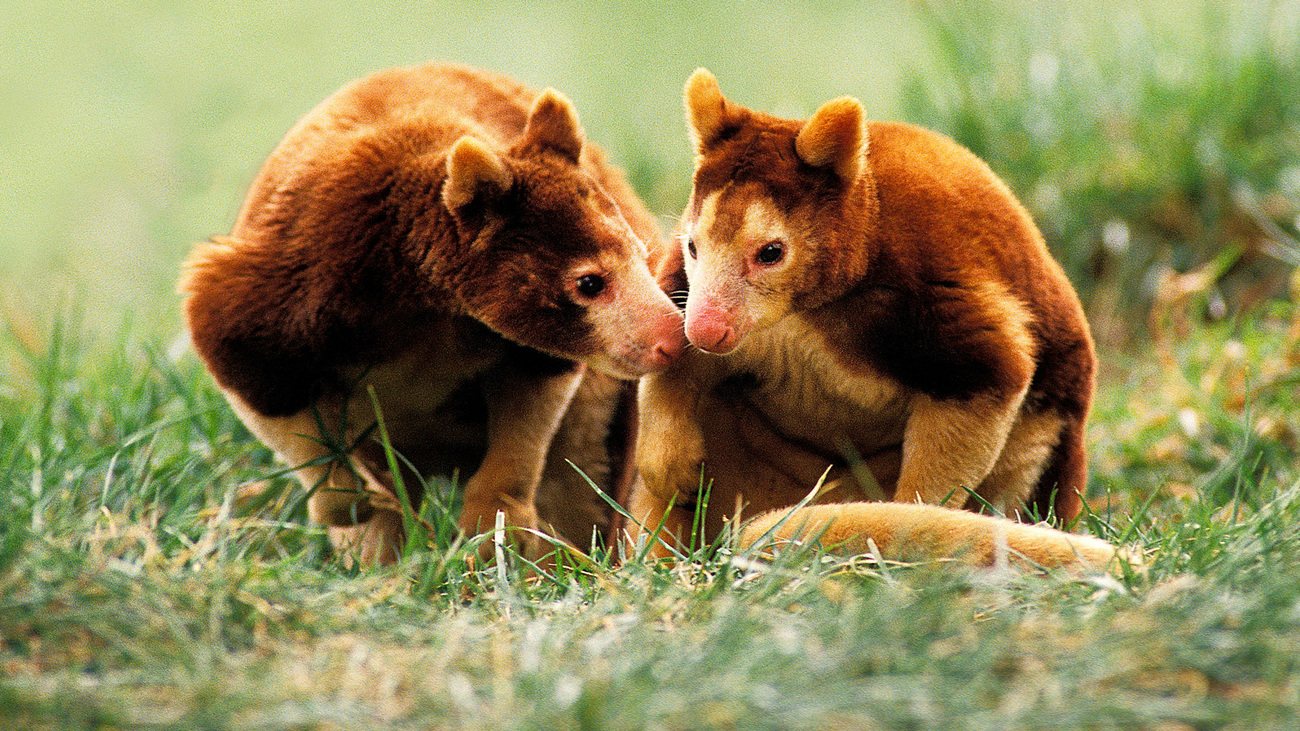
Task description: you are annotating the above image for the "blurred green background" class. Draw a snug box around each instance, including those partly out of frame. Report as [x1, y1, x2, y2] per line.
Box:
[2, 0, 1297, 342]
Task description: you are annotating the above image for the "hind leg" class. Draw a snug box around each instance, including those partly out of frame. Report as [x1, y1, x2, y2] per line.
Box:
[969, 409, 1065, 519]
[1028, 415, 1088, 523]
[222, 385, 435, 565]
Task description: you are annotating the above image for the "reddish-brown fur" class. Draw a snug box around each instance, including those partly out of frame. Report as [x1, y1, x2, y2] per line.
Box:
[181, 63, 684, 564]
[629, 69, 1099, 565]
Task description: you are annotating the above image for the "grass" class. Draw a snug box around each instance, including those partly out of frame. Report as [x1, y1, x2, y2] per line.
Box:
[901, 0, 1300, 340]
[4, 0, 1300, 728]
[2, 294, 1299, 729]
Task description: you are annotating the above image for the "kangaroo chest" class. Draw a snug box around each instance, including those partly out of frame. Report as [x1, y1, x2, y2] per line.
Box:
[716, 315, 913, 458]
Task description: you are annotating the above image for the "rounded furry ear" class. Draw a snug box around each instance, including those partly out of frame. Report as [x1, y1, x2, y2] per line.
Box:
[684, 68, 728, 153]
[521, 89, 584, 163]
[443, 136, 512, 211]
[795, 96, 867, 182]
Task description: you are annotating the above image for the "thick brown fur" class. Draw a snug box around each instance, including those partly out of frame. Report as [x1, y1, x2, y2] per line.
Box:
[628, 69, 1102, 570]
[181, 63, 684, 565]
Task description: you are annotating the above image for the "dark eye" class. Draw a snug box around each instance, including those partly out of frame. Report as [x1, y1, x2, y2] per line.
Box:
[576, 273, 606, 298]
[687, 237, 697, 259]
[755, 241, 784, 265]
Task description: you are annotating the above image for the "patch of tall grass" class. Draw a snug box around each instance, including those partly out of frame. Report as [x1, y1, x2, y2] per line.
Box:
[902, 0, 1300, 341]
[2, 296, 1300, 727]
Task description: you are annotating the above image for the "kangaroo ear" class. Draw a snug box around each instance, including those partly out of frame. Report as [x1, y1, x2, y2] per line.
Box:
[683, 68, 730, 154]
[443, 136, 512, 211]
[795, 96, 867, 182]
[521, 89, 584, 163]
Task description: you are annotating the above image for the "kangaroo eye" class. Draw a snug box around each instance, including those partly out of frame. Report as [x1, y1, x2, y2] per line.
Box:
[575, 273, 606, 298]
[687, 237, 697, 259]
[755, 241, 785, 265]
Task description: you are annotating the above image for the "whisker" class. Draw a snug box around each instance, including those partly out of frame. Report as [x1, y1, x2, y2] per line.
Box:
[659, 212, 685, 229]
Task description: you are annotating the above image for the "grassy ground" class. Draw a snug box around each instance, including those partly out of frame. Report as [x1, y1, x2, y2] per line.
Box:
[1, 299, 1299, 729]
[4, 1, 1300, 729]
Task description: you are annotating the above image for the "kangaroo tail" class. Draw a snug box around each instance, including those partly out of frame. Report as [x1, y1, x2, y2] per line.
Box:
[737, 502, 1123, 572]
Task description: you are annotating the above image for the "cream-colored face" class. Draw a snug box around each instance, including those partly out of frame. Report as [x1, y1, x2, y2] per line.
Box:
[681, 187, 801, 354]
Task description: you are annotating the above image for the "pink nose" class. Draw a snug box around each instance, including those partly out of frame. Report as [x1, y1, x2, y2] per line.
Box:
[685, 292, 742, 354]
[645, 315, 687, 367]
[686, 309, 740, 354]
[692, 324, 737, 354]
[644, 343, 678, 370]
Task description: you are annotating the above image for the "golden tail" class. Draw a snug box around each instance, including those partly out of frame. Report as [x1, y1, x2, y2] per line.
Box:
[737, 502, 1124, 572]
